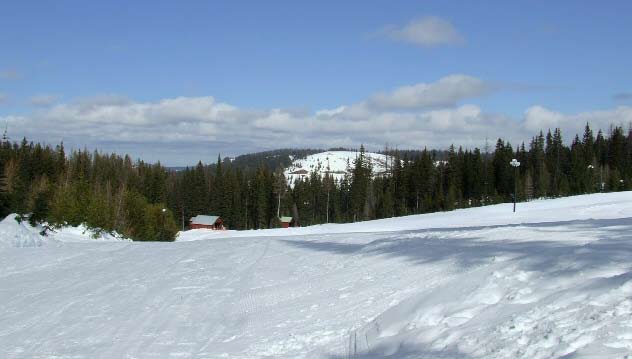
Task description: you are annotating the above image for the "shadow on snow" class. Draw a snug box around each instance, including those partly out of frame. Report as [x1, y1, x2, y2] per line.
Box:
[280, 217, 632, 359]
[280, 217, 632, 275]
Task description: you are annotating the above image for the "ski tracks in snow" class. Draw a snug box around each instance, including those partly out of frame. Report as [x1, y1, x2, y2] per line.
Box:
[6, 193, 632, 358]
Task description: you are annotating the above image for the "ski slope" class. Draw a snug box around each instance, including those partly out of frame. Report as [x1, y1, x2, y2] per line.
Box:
[284, 151, 390, 186]
[3, 193, 632, 358]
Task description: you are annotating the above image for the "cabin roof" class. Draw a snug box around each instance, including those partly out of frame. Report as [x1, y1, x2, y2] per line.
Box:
[190, 215, 221, 225]
[290, 169, 309, 175]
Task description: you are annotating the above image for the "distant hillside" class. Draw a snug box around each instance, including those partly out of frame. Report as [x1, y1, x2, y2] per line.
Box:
[284, 150, 393, 186]
[227, 148, 323, 171]
[180, 147, 452, 173]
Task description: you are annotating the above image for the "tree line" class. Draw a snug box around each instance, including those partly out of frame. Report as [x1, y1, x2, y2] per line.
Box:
[1, 123, 630, 241]
[0, 134, 178, 241]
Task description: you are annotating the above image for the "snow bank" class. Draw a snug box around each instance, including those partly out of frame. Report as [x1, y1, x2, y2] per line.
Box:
[50, 224, 130, 242]
[0, 214, 130, 248]
[0, 214, 43, 248]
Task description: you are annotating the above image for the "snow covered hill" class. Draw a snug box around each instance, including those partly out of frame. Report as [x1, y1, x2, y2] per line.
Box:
[284, 151, 391, 186]
[3, 193, 632, 358]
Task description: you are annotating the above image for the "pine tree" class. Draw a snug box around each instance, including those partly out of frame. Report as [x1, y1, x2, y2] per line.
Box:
[492, 139, 514, 199]
[0, 172, 8, 218]
[0, 154, 9, 218]
[28, 176, 51, 226]
[531, 132, 548, 197]
[608, 126, 625, 172]
[524, 170, 534, 200]
[350, 145, 367, 220]
[569, 135, 587, 193]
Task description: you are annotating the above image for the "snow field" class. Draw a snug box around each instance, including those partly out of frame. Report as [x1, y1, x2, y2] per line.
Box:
[283, 151, 390, 186]
[2, 192, 632, 358]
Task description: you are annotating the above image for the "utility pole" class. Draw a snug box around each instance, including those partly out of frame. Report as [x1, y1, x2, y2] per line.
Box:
[326, 159, 331, 224]
[326, 184, 330, 223]
[245, 180, 250, 230]
[274, 168, 285, 221]
[484, 137, 490, 203]
[510, 159, 521, 212]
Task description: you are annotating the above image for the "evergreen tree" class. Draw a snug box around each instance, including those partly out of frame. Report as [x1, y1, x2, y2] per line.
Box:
[350, 145, 371, 221]
[4, 121, 632, 239]
[28, 176, 51, 226]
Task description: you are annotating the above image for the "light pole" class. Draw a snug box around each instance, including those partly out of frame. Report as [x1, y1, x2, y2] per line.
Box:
[587, 165, 594, 193]
[161, 208, 167, 241]
[510, 159, 521, 212]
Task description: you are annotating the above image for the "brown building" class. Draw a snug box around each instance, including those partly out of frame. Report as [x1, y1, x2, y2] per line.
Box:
[279, 216, 298, 228]
[190, 215, 226, 230]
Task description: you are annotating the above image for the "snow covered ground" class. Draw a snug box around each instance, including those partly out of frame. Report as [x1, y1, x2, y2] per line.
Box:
[284, 151, 391, 186]
[0, 214, 129, 248]
[3, 193, 632, 358]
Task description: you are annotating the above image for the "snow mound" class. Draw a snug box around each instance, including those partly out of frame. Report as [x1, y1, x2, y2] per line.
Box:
[0, 214, 130, 247]
[51, 224, 130, 242]
[0, 214, 43, 248]
[284, 151, 391, 186]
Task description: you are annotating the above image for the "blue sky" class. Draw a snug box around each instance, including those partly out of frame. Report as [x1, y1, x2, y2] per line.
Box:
[1, 0, 631, 165]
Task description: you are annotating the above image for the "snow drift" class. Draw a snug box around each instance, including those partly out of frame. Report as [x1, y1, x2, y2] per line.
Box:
[0, 214, 43, 248]
[3, 192, 632, 358]
[0, 214, 130, 248]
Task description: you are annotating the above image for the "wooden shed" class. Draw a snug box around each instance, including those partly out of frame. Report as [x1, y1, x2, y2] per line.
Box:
[190, 215, 226, 230]
[279, 216, 298, 228]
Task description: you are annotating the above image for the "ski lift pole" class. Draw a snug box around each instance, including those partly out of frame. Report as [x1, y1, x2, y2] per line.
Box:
[510, 159, 521, 212]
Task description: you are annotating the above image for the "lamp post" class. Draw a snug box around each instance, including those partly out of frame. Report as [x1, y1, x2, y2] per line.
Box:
[587, 165, 594, 193]
[158, 208, 167, 241]
[510, 159, 521, 212]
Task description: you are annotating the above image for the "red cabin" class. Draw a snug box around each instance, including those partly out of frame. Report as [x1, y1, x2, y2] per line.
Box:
[279, 216, 298, 228]
[190, 215, 226, 230]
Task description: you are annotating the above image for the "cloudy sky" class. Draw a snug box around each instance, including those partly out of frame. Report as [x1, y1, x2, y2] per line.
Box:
[1, 1, 631, 165]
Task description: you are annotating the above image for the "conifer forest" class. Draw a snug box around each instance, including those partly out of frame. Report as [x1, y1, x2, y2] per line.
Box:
[1, 124, 630, 241]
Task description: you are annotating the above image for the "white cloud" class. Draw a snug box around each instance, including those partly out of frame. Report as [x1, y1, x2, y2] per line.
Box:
[524, 105, 632, 137]
[29, 94, 59, 107]
[2, 95, 515, 164]
[315, 106, 346, 117]
[369, 75, 491, 109]
[2, 76, 631, 165]
[383, 16, 464, 47]
[523, 106, 566, 132]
